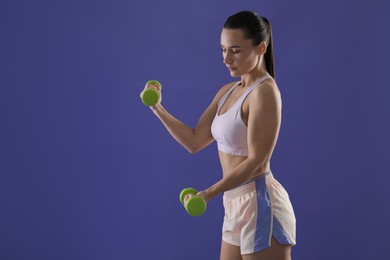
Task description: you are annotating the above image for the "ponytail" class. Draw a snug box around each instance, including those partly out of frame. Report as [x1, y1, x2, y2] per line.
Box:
[261, 16, 275, 79]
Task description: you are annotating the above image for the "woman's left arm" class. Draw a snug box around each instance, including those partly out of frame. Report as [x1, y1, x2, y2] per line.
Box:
[200, 82, 282, 202]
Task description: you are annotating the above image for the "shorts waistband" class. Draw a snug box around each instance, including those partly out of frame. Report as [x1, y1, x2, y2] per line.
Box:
[224, 171, 272, 199]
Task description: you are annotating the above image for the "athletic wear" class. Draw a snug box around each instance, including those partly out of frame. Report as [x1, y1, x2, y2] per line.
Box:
[211, 75, 272, 156]
[222, 171, 296, 255]
[211, 76, 296, 254]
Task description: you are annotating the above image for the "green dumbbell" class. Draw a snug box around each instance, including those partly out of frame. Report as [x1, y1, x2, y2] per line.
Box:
[140, 80, 162, 106]
[179, 188, 207, 217]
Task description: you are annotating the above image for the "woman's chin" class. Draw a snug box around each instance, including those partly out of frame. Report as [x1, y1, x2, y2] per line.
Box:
[229, 69, 241, 77]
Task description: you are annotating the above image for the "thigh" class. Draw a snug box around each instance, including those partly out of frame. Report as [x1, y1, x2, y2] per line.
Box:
[242, 237, 291, 260]
[220, 240, 242, 260]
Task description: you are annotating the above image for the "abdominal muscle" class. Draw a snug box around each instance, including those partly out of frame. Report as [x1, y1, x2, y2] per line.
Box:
[218, 151, 271, 181]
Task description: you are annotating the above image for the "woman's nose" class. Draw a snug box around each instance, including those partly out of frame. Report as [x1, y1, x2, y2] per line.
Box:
[223, 53, 233, 65]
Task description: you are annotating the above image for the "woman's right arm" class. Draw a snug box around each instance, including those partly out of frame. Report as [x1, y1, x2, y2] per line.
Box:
[150, 83, 234, 154]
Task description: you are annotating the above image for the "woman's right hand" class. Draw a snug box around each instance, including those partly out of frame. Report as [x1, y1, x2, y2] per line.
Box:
[140, 81, 163, 108]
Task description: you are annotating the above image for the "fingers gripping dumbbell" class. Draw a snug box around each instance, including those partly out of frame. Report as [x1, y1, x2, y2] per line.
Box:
[179, 188, 207, 217]
[140, 80, 162, 106]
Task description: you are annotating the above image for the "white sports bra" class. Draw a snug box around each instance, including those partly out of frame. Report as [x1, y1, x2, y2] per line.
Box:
[211, 75, 273, 156]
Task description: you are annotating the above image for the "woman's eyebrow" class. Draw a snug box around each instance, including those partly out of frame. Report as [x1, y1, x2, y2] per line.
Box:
[220, 44, 241, 48]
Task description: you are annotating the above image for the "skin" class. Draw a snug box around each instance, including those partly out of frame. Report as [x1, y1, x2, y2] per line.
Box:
[146, 28, 290, 259]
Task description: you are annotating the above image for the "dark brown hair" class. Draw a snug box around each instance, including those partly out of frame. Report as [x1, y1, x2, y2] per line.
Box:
[223, 11, 275, 79]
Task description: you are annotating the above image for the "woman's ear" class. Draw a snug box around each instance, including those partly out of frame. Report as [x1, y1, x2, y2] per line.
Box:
[258, 41, 267, 55]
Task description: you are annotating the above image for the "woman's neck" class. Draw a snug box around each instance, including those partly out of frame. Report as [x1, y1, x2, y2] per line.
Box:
[239, 59, 269, 88]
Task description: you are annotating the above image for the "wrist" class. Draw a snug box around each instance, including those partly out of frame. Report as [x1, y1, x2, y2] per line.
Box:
[150, 103, 162, 114]
[206, 186, 219, 201]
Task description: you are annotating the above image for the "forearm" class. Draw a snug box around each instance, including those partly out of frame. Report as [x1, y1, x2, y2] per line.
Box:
[206, 158, 265, 200]
[151, 104, 197, 153]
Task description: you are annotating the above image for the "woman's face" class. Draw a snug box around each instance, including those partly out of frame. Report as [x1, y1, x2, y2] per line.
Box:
[220, 28, 265, 77]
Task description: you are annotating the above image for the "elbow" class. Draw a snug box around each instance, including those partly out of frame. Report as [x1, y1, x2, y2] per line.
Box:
[188, 149, 197, 154]
[186, 131, 201, 154]
[186, 131, 210, 154]
[187, 146, 200, 154]
[186, 141, 203, 154]
[247, 157, 267, 175]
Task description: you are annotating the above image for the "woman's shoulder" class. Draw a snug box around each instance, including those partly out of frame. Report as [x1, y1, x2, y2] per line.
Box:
[218, 80, 240, 95]
[210, 81, 240, 105]
[253, 77, 280, 97]
[249, 78, 282, 109]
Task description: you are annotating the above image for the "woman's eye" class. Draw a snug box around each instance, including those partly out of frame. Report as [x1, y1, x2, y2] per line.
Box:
[221, 49, 240, 54]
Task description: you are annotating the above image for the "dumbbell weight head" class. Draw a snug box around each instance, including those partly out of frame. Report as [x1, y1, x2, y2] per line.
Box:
[185, 196, 207, 216]
[141, 88, 159, 106]
[141, 80, 162, 106]
[179, 188, 198, 204]
[146, 80, 162, 89]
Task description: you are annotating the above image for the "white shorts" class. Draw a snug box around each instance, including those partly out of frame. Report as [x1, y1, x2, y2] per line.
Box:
[222, 171, 296, 255]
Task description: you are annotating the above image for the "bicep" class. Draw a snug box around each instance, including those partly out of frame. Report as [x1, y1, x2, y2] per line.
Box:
[247, 84, 282, 163]
[193, 101, 217, 142]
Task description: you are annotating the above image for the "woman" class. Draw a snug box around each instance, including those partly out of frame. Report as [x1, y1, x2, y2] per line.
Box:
[144, 11, 296, 260]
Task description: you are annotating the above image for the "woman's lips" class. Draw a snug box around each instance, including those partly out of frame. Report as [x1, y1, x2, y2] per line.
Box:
[228, 67, 237, 71]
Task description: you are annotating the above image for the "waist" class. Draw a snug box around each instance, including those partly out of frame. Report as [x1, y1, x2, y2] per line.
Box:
[223, 171, 272, 199]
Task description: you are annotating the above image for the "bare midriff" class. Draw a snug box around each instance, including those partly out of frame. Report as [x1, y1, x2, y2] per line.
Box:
[218, 151, 271, 179]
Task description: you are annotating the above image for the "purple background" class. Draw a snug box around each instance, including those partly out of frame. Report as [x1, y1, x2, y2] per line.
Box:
[1, 0, 389, 259]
